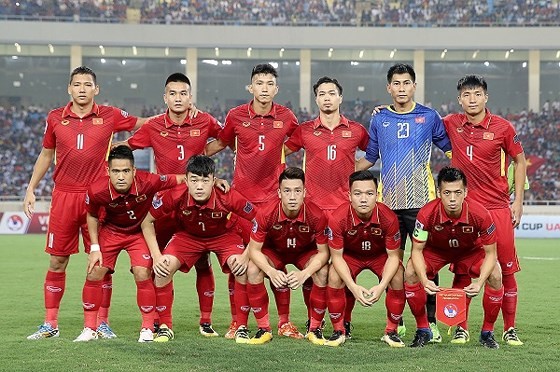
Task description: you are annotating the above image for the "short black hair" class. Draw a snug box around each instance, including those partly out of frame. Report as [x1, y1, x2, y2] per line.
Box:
[278, 167, 305, 185]
[457, 74, 488, 93]
[313, 76, 343, 96]
[349, 170, 378, 189]
[251, 63, 278, 80]
[186, 155, 215, 177]
[108, 145, 134, 166]
[387, 63, 416, 83]
[70, 66, 96, 85]
[437, 166, 467, 188]
[165, 72, 191, 88]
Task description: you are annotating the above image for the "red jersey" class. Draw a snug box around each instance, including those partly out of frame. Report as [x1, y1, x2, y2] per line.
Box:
[413, 198, 496, 260]
[328, 202, 401, 259]
[218, 101, 298, 203]
[284, 115, 369, 210]
[43, 102, 137, 192]
[86, 170, 178, 234]
[128, 110, 222, 174]
[251, 200, 328, 254]
[150, 185, 256, 238]
[443, 110, 524, 209]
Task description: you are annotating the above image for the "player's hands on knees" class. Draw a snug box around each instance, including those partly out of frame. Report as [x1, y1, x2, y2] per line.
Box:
[423, 280, 441, 295]
[87, 251, 103, 274]
[351, 285, 374, 307]
[269, 269, 289, 289]
[371, 105, 388, 116]
[463, 282, 482, 298]
[153, 255, 171, 278]
[230, 254, 248, 276]
[286, 270, 308, 290]
[23, 190, 36, 218]
[215, 178, 230, 193]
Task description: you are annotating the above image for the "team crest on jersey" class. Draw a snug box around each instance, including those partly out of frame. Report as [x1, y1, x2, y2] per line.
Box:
[160, 175, 168, 182]
[483, 132, 495, 140]
[211, 212, 223, 219]
[313, 131, 322, 136]
[190, 129, 201, 137]
[457, 127, 464, 133]
[273, 120, 283, 128]
[243, 201, 254, 214]
[370, 227, 382, 235]
[347, 229, 357, 236]
[299, 225, 310, 233]
[272, 224, 283, 230]
[85, 193, 90, 205]
[462, 226, 474, 233]
[152, 194, 163, 209]
[121, 110, 130, 118]
[61, 120, 70, 126]
[434, 225, 443, 231]
[342, 130, 352, 138]
[415, 116, 426, 124]
[160, 131, 169, 137]
[136, 194, 147, 203]
[93, 118, 104, 125]
[242, 121, 251, 127]
[182, 210, 192, 216]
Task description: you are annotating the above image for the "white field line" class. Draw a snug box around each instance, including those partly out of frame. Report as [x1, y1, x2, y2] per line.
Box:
[521, 256, 560, 261]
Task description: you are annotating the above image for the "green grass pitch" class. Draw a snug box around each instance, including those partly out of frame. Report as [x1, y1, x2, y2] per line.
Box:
[1, 235, 558, 371]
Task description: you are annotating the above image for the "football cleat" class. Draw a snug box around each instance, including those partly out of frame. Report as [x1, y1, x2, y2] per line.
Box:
[344, 321, 353, 340]
[248, 328, 273, 345]
[138, 328, 154, 343]
[397, 323, 406, 338]
[224, 320, 238, 339]
[153, 324, 174, 342]
[307, 328, 325, 346]
[429, 322, 442, 343]
[73, 327, 98, 342]
[381, 331, 405, 348]
[502, 327, 523, 346]
[96, 322, 117, 339]
[324, 330, 346, 347]
[410, 328, 432, 348]
[199, 323, 219, 337]
[278, 321, 303, 339]
[304, 319, 326, 337]
[234, 325, 250, 344]
[450, 326, 470, 344]
[480, 331, 499, 349]
[27, 322, 59, 340]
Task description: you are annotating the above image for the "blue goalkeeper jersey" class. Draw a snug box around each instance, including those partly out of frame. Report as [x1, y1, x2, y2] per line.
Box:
[365, 102, 451, 210]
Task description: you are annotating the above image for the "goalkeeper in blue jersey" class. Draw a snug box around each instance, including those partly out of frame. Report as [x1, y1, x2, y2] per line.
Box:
[356, 63, 452, 343]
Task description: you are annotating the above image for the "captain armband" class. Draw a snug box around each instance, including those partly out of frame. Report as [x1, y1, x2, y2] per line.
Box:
[412, 228, 428, 242]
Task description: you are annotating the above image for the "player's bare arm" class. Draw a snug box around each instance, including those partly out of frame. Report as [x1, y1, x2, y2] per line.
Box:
[355, 157, 374, 171]
[248, 238, 287, 288]
[330, 246, 373, 307]
[511, 151, 527, 228]
[411, 240, 439, 295]
[23, 147, 55, 218]
[86, 212, 102, 273]
[287, 242, 329, 290]
[204, 139, 227, 156]
[369, 248, 400, 304]
[141, 211, 170, 277]
[464, 242, 498, 297]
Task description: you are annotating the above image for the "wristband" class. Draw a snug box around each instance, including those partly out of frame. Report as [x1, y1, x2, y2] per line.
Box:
[90, 244, 101, 252]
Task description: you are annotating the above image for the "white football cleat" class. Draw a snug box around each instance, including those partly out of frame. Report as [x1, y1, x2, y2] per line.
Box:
[138, 328, 154, 342]
[73, 327, 98, 342]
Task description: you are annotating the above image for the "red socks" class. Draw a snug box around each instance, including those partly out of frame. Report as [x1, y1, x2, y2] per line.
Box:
[195, 262, 215, 325]
[385, 288, 405, 333]
[404, 282, 429, 329]
[234, 281, 250, 327]
[136, 279, 156, 330]
[44, 271, 66, 327]
[97, 273, 112, 326]
[327, 286, 346, 332]
[228, 273, 236, 322]
[482, 284, 504, 332]
[272, 285, 290, 326]
[82, 279, 102, 329]
[155, 281, 174, 329]
[309, 284, 327, 330]
[247, 282, 271, 330]
[502, 274, 518, 330]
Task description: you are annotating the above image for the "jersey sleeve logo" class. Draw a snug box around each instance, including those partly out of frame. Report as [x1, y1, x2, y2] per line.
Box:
[486, 223, 496, 235]
[483, 132, 495, 140]
[393, 231, 401, 241]
[325, 226, 333, 240]
[252, 220, 258, 233]
[120, 110, 130, 118]
[93, 118, 104, 125]
[159, 175, 168, 182]
[85, 193, 90, 205]
[152, 194, 163, 209]
[415, 220, 424, 230]
[513, 134, 520, 143]
[273, 120, 283, 128]
[243, 201, 254, 214]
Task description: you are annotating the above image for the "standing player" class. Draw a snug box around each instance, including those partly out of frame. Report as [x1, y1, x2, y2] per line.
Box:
[324, 171, 405, 348]
[25, 66, 147, 340]
[123, 72, 227, 337]
[141, 155, 256, 342]
[443, 75, 527, 345]
[405, 166, 504, 349]
[283, 76, 369, 337]
[356, 63, 452, 341]
[244, 167, 330, 345]
[205, 63, 302, 339]
[74, 146, 183, 342]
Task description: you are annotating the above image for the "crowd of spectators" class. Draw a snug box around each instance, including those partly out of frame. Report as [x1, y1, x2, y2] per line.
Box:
[1, 101, 558, 203]
[2, 0, 559, 26]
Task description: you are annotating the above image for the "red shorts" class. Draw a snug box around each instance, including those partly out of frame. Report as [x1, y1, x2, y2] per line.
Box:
[44, 188, 90, 256]
[154, 213, 177, 250]
[163, 231, 244, 273]
[424, 248, 485, 279]
[98, 229, 152, 272]
[343, 253, 389, 280]
[489, 208, 520, 275]
[262, 247, 317, 271]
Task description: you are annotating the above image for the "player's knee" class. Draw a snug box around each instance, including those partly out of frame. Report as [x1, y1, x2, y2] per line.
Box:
[390, 265, 405, 290]
[327, 265, 343, 288]
[487, 263, 503, 290]
[246, 261, 264, 284]
[132, 266, 152, 282]
[154, 275, 172, 288]
[404, 260, 418, 284]
[49, 255, 70, 272]
[313, 264, 329, 286]
[86, 267, 106, 282]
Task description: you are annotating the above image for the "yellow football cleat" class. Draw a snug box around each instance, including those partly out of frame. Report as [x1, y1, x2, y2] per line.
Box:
[502, 327, 524, 346]
[153, 324, 174, 342]
[324, 330, 346, 347]
[306, 328, 325, 346]
[248, 328, 272, 345]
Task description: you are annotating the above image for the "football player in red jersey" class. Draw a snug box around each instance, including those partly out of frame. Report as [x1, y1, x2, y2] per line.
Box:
[74, 145, 183, 342]
[25, 66, 149, 340]
[405, 166, 503, 349]
[443, 75, 526, 345]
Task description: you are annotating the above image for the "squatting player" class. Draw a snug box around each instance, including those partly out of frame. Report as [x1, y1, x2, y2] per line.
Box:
[141, 155, 256, 342]
[74, 146, 183, 342]
[405, 166, 504, 349]
[205, 63, 303, 339]
[356, 63, 452, 342]
[243, 167, 330, 345]
[443, 75, 526, 346]
[323, 170, 405, 348]
[25, 66, 148, 340]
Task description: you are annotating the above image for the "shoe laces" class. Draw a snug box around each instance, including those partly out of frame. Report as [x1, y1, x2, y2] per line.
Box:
[454, 327, 469, 339]
[311, 328, 323, 339]
[504, 328, 519, 340]
[329, 330, 344, 341]
[255, 328, 270, 338]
